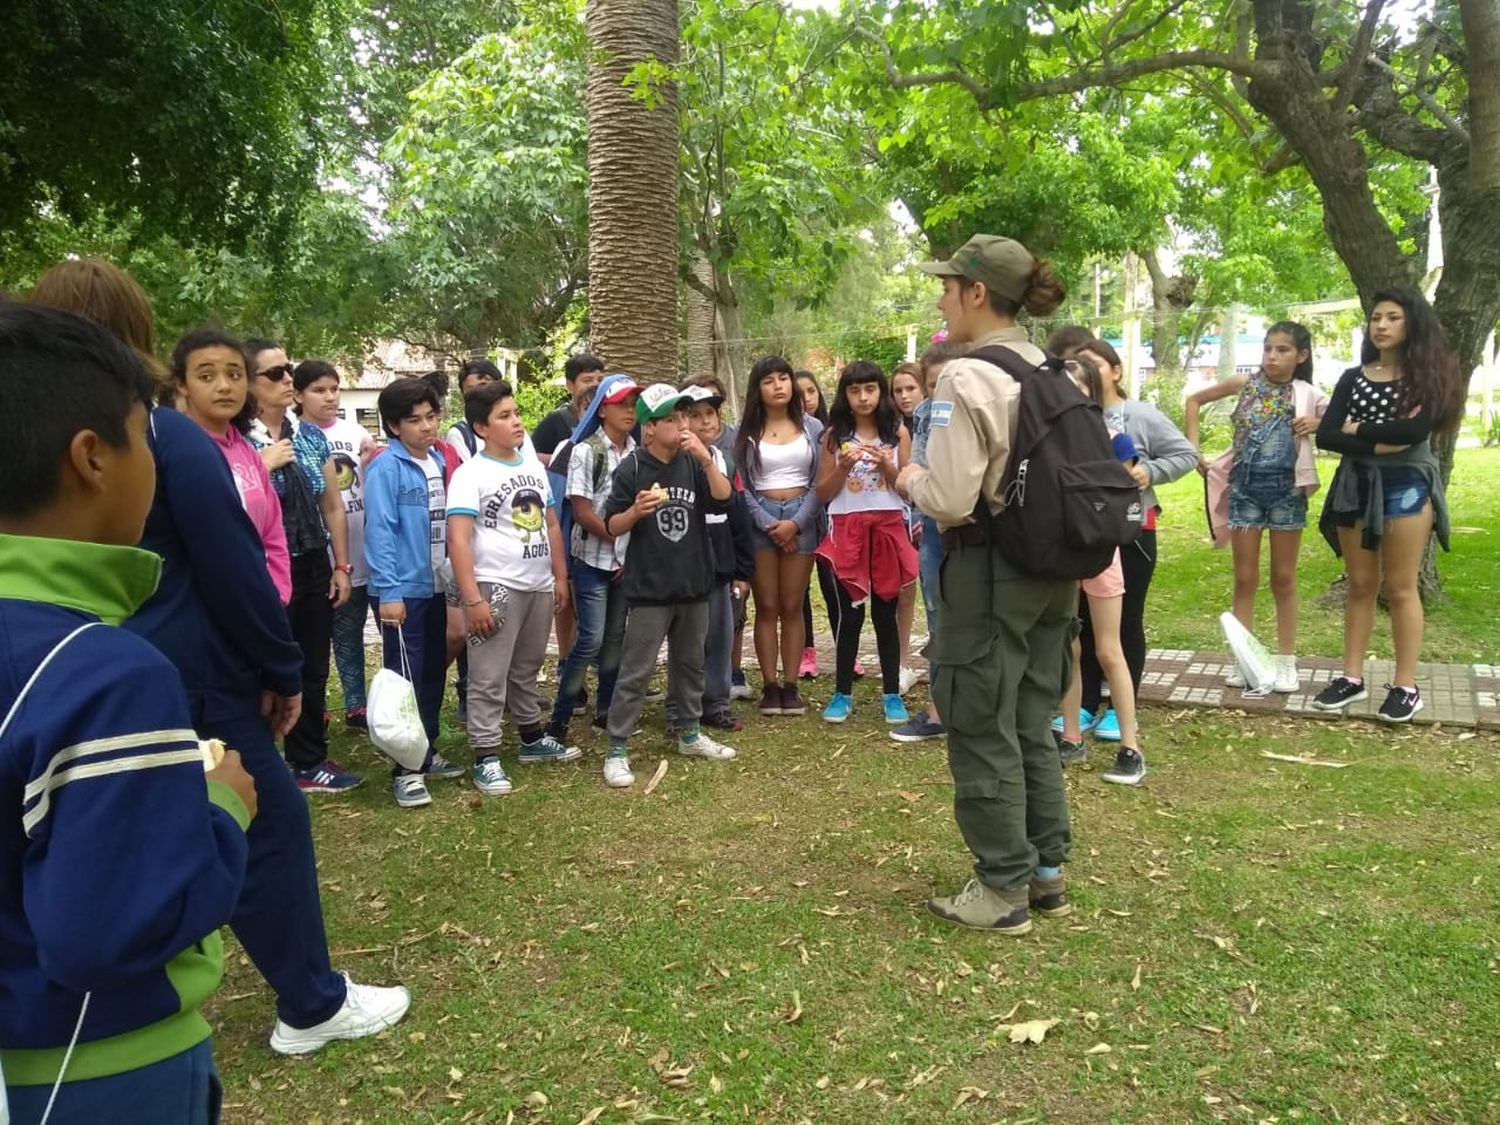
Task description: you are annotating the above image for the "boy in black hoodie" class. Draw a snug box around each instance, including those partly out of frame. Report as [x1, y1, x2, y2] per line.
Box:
[600, 385, 736, 788]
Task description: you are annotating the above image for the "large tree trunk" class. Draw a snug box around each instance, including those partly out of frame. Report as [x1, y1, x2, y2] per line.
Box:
[710, 257, 747, 419]
[685, 252, 718, 381]
[585, 0, 680, 377]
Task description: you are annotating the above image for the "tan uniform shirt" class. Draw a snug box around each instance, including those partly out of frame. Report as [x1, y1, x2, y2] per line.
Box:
[904, 326, 1045, 530]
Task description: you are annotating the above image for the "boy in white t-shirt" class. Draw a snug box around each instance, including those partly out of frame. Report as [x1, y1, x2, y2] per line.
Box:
[447, 381, 581, 796]
[294, 359, 378, 730]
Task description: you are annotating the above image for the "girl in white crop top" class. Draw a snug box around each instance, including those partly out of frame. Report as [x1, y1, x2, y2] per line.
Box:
[814, 361, 918, 722]
[753, 432, 813, 490]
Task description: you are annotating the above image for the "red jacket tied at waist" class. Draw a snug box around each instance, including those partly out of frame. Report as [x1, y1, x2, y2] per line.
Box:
[815, 510, 918, 604]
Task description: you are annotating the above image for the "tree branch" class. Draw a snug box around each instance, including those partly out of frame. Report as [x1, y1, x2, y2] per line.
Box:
[851, 28, 993, 109]
[1100, 0, 1193, 60]
[1014, 49, 1267, 100]
[1366, 56, 1470, 144]
[1329, 0, 1387, 118]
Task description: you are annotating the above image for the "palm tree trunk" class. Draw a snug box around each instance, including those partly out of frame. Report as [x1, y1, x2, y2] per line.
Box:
[585, 0, 681, 378]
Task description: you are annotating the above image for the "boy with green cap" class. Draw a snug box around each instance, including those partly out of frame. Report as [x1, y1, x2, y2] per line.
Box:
[598, 384, 737, 788]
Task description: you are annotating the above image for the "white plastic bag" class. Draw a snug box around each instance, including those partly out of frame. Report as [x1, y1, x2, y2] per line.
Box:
[1220, 611, 1275, 696]
[366, 630, 429, 770]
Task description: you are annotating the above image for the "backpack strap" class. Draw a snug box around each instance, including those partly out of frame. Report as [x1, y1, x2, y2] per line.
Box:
[587, 432, 611, 494]
[968, 344, 1045, 381]
[457, 421, 478, 456]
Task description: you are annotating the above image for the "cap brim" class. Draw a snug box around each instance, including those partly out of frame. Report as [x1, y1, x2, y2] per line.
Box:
[639, 393, 692, 421]
[917, 260, 964, 276]
[603, 387, 642, 404]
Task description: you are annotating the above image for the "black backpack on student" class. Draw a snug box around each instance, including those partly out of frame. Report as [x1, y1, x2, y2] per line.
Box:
[969, 345, 1143, 581]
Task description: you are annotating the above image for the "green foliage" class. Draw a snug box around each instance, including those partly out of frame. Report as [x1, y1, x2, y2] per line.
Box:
[0, 0, 345, 248]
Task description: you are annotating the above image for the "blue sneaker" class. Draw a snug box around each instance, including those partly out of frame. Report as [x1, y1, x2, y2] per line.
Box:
[1093, 709, 1122, 742]
[883, 693, 910, 725]
[471, 756, 513, 797]
[890, 714, 945, 742]
[1050, 708, 1099, 736]
[822, 692, 853, 724]
[424, 753, 465, 781]
[518, 734, 584, 764]
[294, 761, 364, 794]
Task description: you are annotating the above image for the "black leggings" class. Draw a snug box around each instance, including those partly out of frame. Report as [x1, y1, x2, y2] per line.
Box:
[283, 551, 332, 770]
[830, 577, 900, 695]
[801, 556, 840, 649]
[1080, 529, 1157, 714]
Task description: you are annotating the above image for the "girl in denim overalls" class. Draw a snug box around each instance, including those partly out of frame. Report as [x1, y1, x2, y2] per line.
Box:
[1187, 322, 1327, 693]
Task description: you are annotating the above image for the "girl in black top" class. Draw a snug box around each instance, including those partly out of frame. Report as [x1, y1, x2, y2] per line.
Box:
[1312, 286, 1462, 722]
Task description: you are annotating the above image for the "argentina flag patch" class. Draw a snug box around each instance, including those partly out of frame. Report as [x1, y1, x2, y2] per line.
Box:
[929, 401, 955, 428]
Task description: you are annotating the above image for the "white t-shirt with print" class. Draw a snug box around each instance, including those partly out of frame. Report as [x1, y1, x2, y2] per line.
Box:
[447, 453, 557, 592]
[318, 417, 372, 584]
[419, 454, 446, 593]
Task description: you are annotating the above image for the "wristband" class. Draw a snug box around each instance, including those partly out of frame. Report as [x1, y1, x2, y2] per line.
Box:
[333, 563, 353, 575]
[464, 598, 486, 607]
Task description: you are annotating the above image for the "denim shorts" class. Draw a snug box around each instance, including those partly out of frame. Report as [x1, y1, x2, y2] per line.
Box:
[1382, 469, 1430, 518]
[1228, 481, 1307, 531]
[751, 491, 823, 554]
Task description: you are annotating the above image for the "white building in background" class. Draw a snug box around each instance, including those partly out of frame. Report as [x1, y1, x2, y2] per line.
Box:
[338, 340, 523, 438]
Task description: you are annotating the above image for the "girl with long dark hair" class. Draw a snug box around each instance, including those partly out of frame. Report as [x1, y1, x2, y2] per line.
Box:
[792, 370, 842, 679]
[1187, 321, 1328, 693]
[1312, 287, 1461, 722]
[737, 357, 825, 715]
[814, 361, 917, 724]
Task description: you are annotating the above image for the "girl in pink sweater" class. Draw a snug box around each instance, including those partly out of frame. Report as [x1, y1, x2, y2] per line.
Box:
[171, 328, 292, 602]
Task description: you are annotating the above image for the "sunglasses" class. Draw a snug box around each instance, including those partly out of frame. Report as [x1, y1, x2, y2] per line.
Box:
[258, 363, 295, 381]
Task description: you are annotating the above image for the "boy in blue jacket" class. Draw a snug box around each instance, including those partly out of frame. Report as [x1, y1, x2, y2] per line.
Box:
[0, 303, 258, 1124]
[365, 377, 466, 808]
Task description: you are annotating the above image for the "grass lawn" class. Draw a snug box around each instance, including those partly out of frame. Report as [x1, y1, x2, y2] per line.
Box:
[211, 683, 1500, 1122]
[1147, 446, 1500, 664]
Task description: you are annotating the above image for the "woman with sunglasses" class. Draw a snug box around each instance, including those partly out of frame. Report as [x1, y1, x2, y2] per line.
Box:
[247, 338, 360, 794]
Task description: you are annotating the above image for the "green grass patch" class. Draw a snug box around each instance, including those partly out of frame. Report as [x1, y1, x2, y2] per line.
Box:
[210, 687, 1500, 1123]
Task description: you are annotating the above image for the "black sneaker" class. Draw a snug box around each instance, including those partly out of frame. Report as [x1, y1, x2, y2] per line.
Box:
[703, 711, 744, 732]
[1311, 676, 1368, 711]
[1376, 684, 1423, 723]
[1053, 732, 1087, 765]
[1102, 747, 1146, 786]
[572, 687, 590, 716]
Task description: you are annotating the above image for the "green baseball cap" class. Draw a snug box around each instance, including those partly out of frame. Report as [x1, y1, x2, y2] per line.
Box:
[917, 234, 1036, 302]
[635, 382, 692, 422]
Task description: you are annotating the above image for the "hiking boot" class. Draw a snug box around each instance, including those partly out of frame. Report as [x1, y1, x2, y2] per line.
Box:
[471, 755, 513, 797]
[1377, 684, 1423, 723]
[799, 647, 818, 679]
[779, 683, 807, 716]
[1272, 654, 1300, 694]
[1054, 735, 1087, 765]
[758, 683, 783, 716]
[519, 734, 584, 764]
[268, 972, 410, 1056]
[602, 754, 635, 788]
[1103, 747, 1146, 786]
[1311, 676, 1368, 711]
[822, 692, 853, 724]
[926, 879, 1032, 935]
[889, 714, 945, 742]
[1028, 873, 1073, 918]
[882, 693, 910, 725]
[678, 730, 736, 760]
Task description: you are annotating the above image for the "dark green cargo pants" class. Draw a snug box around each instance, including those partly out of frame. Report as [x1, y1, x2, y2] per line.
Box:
[930, 542, 1078, 892]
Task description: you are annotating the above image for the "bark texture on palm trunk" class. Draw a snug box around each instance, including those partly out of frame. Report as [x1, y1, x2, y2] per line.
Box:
[585, 0, 681, 379]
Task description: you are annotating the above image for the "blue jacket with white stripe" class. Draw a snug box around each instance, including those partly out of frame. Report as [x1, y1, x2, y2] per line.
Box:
[0, 534, 250, 1089]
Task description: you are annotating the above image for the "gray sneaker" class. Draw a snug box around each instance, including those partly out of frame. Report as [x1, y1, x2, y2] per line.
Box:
[1053, 733, 1087, 765]
[471, 756, 513, 797]
[518, 734, 584, 764]
[1028, 873, 1072, 917]
[926, 879, 1031, 935]
[424, 753, 465, 781]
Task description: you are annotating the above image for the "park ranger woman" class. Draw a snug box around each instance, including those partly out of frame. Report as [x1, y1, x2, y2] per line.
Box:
[896, 234, 1078, 936]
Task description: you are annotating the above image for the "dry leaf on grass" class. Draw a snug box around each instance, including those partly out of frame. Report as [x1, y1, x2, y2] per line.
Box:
[577, 1109, 606, 1125]
[953, 1086, 989, 1108]
[1261, 751, 1351, 768]
[997, 1018, 1060, 1045]
[643, 759, 669, 795]
[523, 1091, 549, 1109]
[1131, 963, 1142, 991]
[781, 990, 804, 1024]
[1085, 1043, 1113, 1055]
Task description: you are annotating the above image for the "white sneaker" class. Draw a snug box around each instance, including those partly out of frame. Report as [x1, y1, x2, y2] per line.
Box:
[898, 666, 921, 695]
[392, 774, 431, 808]
[729, 679, 752, 700]
[603, 755, 635, 788]
[1272, 654, 1300, 694]
[678, 731, 736, 760]
[268, 972, 411, 1055]
[1225, 665, 1246, 689]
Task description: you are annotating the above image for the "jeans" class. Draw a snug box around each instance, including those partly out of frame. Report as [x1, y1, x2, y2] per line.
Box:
[6, 1039, 221, 1125]
[918, 513, 942, 636]
[381, 592, 448, 774]
[330, 583, 371, 712]
[283, 551, 332, 770]
[1228, 418, 1304, 531]
[550, 562, 626, 729]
